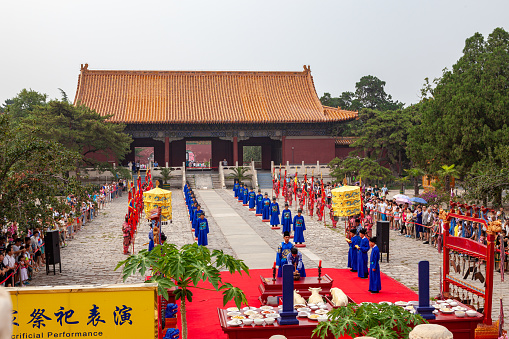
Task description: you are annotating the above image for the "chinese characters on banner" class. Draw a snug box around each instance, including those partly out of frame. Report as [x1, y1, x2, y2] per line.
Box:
[9, 284, 157, 338]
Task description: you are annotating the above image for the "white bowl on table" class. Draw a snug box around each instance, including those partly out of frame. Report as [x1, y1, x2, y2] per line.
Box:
[309, 305, 319, 310]
[242, 318, 254, 325]
[317, 315, 329, 322]
[449, 301, 458, 307]
[298, 311, 309, 317]
[254, 318, 265, 325]
[227, 319, 242, 327]
[455, 311, 465, 318]
[265, 317, 275, 325]
[466, 310, 477, 317]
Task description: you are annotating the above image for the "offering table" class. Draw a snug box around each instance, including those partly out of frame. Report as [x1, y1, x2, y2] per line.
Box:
[258, 274, 333, 305]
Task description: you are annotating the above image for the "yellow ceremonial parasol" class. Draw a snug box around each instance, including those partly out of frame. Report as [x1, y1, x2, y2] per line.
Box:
[331, 186, 361, 217]
[143, 181, 172, 221]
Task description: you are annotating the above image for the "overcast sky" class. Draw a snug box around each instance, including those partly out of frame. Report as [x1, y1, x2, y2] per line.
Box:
[1, 0, 507, 107]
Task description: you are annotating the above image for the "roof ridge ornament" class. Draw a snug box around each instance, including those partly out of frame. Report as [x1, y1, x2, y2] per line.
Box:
[81, 63, 89, 71]
[303, 65, 311, 73]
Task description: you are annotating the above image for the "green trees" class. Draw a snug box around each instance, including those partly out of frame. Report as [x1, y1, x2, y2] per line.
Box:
[0, 114, 80, 231]
[350, 106, 419, 175]
[116, 243, 249, 339]
[320, 75, 403, 112]
[23, 100, 132, 167]
[328, 157, 393, 185]
[408, 28, 509, 175]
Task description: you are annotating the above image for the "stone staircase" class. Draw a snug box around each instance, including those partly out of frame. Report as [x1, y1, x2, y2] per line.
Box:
[211, 173, 222, 189]
[193, 173, 214, 189]
[257, 171, 273, 189]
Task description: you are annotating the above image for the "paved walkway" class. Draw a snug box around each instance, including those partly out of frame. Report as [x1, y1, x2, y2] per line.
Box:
[197, 190, 275, 269]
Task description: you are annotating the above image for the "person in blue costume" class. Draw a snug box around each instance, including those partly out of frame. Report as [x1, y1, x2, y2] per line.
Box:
[262, 193, 271, 220]
[238, 183, 244, 202]
[368, 236, 381, 293]
[255, 189, 263, 215]
[197, 212, 209, 246]
[346, 228, 359, 271]
[270, 197, 280, 227]
[248, 187, 256, 209]
[148, 224, 155, 251]
[281, 203, 292, 234]
[190, 201, 198, 222]
[450, 216, 457, 236]
[293, 209, 306, 244]
[193, 209, 202, 238]
[233, 180, 239, 198]
[356, 228, 369, 279]
[243, 185, 249, 205]
[287, 247, 306, 277]
[193, 206, 202, 237]
[276, 232, 293, 277]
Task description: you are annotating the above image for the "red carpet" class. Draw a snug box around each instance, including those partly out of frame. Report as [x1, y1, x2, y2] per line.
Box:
[173, 268, 418, 338]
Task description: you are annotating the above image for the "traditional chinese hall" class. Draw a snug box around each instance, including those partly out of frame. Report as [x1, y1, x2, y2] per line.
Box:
[73, 64, 357, 169]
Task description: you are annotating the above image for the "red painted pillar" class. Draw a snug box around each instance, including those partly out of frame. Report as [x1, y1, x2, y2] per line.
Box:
[164, 137, 170, 166]
[233, 137, 238, 165]
[484, 231, 495, 325]
[443, 217, 450, 294]
[282, 135, 286, 164]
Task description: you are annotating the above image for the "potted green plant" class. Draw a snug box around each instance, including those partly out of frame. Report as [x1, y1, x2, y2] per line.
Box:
[226, 166, 252, 186]
[116, 243, 249, 339]
[157, 167, 173, 189]
[313, 302, 427, 339]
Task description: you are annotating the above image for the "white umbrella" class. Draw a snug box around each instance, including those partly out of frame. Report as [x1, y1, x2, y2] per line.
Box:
[393, 194, 410, 200]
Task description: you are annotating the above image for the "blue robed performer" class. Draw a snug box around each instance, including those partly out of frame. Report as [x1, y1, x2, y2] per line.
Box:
[281, 204, 292, 234]
[233, 180, 239, 197]
[270, 197, 280, 226]
[450, 216, 457, 236]
[293, 209, 306, 244]
[286, 247, 306, 277]
[193, 208, 203, 238]
[248, 188, 256, 209]
[356, 229, 369, 279]
[276, 232, 293, 277]
[238, 184, 244, 202]
[347, 228, 359, 271]
[262, 193, 271, 220]
[148, 224, 154, 251]
[243, 186, 249, 205]
[255, 189, 263, 215]
[197, 213, 209, 246]
[368, 236, 381, 293]
[190, 202, 198, 222]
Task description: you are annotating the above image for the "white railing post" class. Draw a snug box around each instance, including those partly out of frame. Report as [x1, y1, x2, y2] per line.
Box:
[271, 161, 274, 175]
[251, 160, 259, 189]
[182, 162, 186, 189]
[219, 162, 226, 189]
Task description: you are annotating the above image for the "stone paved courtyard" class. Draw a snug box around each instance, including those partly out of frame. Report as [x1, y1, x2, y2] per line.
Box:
[29, 188, 508, 327]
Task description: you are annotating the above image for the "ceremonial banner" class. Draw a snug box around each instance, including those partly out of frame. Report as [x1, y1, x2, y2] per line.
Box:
[9, 284, 157, 339]
[331, 186, 361, 217]
[143, 184, 172, 221]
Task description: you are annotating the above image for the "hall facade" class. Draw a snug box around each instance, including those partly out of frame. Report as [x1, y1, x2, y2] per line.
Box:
[74, 64, 357, 169]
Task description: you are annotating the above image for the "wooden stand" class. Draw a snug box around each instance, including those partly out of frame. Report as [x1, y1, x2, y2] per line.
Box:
[258, 274, 333, 305]
[218, 306, 335, 339]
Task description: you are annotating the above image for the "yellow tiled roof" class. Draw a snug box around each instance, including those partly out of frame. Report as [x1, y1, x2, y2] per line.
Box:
[335, 137, 358, 145]
[74, 64, 358, 124]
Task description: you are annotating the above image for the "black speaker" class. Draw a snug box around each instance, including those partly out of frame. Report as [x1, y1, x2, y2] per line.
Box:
[45, 230, 61, 275]
[376, 221, 390, 262]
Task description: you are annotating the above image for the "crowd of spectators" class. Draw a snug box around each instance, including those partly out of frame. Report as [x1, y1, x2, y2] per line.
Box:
[0, 180, 125, 287]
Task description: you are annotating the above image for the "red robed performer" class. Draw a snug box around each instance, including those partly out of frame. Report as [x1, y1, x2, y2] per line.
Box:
[294, 171, 298, 202]
[320, 173, 326, 224]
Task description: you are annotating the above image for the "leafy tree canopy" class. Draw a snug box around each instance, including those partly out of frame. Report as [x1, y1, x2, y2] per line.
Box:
[349, 105, 420, 175]
[320, 75, 404, 113]
[408, 27, 509, 175]
[22, 100, 133, 167]
[3, 89, 47, 122]
[0, 114, 80, 231]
